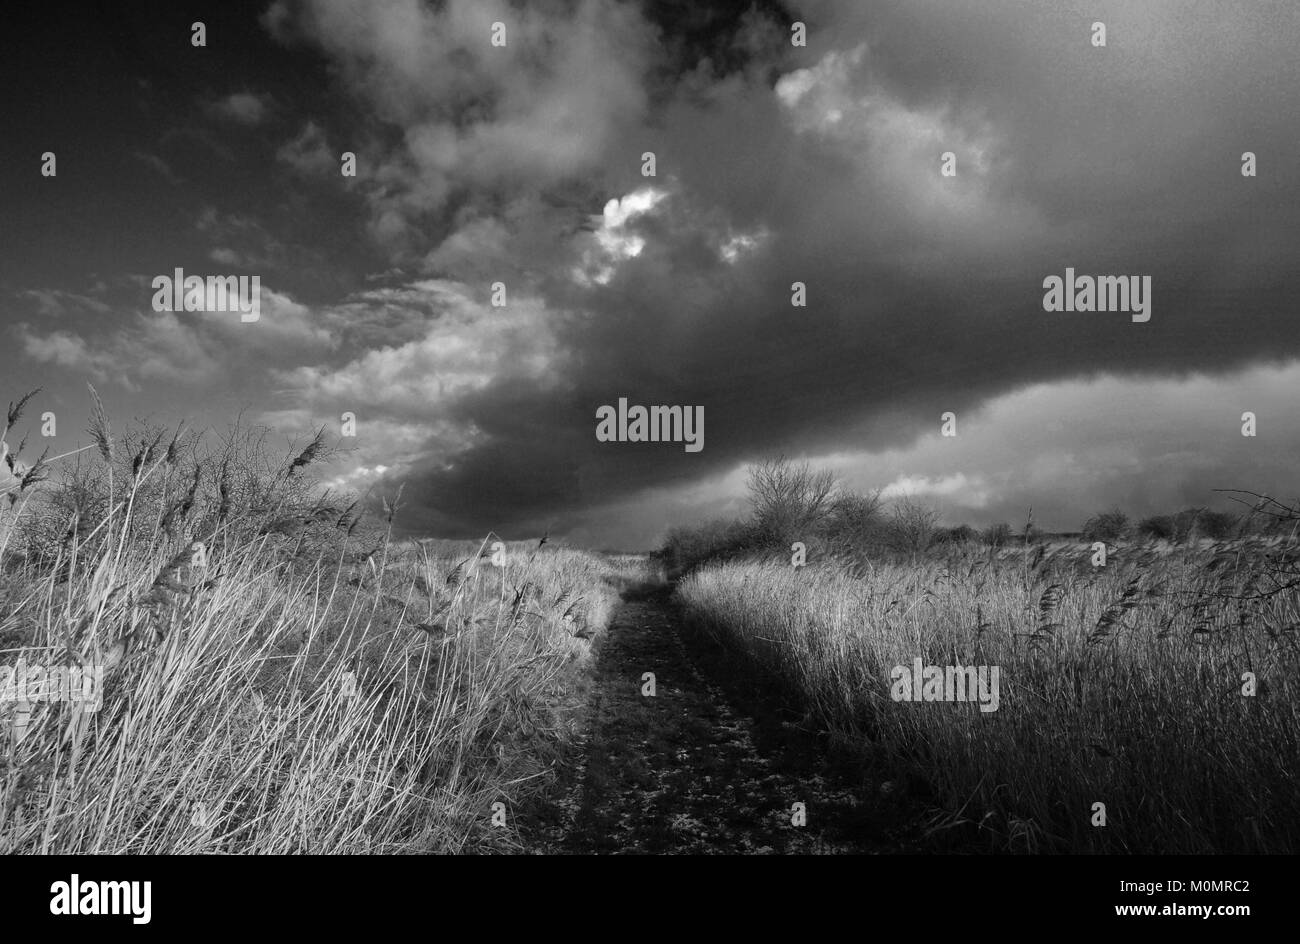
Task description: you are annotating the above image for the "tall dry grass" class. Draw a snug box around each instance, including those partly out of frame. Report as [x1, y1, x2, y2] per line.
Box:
[0, 390, 633, 853]
[676, 540, 1300, 853]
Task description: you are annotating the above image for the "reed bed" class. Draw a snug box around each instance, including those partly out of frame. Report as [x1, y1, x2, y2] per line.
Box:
[676, 541, 1300, 853]
[0, 390, 631, 853]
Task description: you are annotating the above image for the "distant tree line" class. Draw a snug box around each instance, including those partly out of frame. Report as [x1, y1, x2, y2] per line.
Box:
[660, 457, 1278, 576]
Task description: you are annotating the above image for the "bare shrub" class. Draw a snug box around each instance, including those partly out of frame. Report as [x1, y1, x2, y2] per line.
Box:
[885, 497, 939, 554]
[823, 489, 885, 561]
[934, 523, 978, 545]
[982, 522, 1013, 547]
[1082, 508, 1129, 543]
[663, 517, 754, 575]
[746, 456, 837, 548]
[1136, 514, 1175, 541]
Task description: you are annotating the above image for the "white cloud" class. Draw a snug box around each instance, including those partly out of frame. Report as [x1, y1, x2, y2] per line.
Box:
[719, 228, 768, 264]
[271, 279, 568, 464]
[880, 473, 989, 506]
[572, 187, 667, 286]
[263, 0, 655, 247]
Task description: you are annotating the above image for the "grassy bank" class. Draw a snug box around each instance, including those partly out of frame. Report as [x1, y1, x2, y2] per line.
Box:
[0, 394, 634, 853]
[675, 541, 1300, 853]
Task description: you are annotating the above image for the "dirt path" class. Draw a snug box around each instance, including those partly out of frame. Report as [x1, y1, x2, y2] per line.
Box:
[522, 585, 910, 854]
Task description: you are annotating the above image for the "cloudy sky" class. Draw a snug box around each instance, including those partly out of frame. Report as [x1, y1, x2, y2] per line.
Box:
[4, 0, 1299, 547]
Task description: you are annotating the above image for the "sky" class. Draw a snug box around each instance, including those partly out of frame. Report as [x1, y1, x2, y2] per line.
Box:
[3, 0, 1299, 548]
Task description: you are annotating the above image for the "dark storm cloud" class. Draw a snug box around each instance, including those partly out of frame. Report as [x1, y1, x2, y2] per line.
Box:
[260, 0, 1300, 538]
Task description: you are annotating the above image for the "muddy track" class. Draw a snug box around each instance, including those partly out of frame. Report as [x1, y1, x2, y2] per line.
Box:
[521, 584, 913, 854]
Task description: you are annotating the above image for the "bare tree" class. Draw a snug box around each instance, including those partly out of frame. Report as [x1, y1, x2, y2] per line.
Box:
[824, 488, 885, 559]
[746, 456, 838, 547]
[886, 497, 940, 554]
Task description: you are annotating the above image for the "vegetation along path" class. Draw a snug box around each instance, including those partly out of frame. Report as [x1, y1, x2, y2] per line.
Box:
[521, 583, 915, 854]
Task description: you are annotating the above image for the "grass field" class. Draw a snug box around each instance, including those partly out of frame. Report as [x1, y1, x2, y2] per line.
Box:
[0, 395, 644, 854]
[676, 539, 1300, 853]
[6, 392, 1296, 854]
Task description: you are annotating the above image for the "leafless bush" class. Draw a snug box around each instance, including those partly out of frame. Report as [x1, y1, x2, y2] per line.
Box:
[1082, 508, 1129, 543]
[885, 497, 939, 554]
[982, 522, 1013, 547]
[746, 456, 837, 548]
